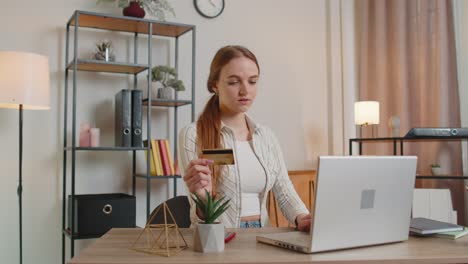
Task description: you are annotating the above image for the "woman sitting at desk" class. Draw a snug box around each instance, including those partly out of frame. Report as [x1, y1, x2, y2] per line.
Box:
[178, 45, 310, 231]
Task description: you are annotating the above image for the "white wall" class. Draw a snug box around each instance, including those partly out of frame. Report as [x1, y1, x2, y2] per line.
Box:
[0, 1, 343, 263]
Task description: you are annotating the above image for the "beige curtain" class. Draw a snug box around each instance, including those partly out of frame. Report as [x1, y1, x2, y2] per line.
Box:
[356, 0, 465, 224]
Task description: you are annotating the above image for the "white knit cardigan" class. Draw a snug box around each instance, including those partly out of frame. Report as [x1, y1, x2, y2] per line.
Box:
[178, 115, 309, 228]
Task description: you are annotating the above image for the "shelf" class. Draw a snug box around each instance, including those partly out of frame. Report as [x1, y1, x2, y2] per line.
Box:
[67, 59, 148, 74]
[135, 174, 181, 179]
[69, 11, 194, 37]
[416, 175, 468, 180]
[62, 9, 195, 264]
[65, 147, 146, 151]
[350, 136, 468, 142]
[63, 228, 102, 240]
[142, 98, 192, 107]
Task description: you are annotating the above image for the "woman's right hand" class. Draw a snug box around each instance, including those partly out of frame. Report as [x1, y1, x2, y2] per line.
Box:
[183, 159, 214, 199]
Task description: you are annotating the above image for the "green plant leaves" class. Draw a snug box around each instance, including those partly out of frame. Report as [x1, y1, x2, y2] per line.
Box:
[151, 65, 185, 91]
[166, 79, 185, 91]
[191, 190, 231, 224]
[151, 67, 163, 82]
[118, 0, 129, 8]
[95, 40, 113, 52]
[96, 0, 116, 5]
[209, 199, 230, 224]
[192, 192, 206, 213]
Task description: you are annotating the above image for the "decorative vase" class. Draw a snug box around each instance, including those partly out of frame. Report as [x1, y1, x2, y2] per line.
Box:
[79, 122, 91, 147]
[157, 87, 173, 100]
[388, 116, 400, 137]
[123, 1, 145, 18]
[94, 48, 115, 62]
[193, 223, 224, 253]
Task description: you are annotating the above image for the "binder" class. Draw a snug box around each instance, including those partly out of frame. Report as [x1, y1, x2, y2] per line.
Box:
[131, 90, 143, 147]
[115, 89, 132, 147]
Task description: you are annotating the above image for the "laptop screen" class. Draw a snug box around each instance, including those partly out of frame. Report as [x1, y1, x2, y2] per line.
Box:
[310, 156, 417, 252]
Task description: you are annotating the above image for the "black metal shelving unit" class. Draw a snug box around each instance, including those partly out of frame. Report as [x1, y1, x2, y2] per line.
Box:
[62, 10, 196, 264]
[349, 136, 468, 180]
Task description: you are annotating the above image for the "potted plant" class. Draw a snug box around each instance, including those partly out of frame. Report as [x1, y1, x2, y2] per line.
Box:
[151, 65, 185, 100]
[431, 163, 442, 176]
[191, 190, 230, 253]
[96, 0, 175, 20]
[93, 40, 115, 61]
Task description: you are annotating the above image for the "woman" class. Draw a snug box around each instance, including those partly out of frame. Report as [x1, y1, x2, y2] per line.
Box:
[178, 45, 311, 231]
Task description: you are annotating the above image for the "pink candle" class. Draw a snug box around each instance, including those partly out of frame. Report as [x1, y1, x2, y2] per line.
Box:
[90, 128, 100, 147]
[79, 123, 91, 147]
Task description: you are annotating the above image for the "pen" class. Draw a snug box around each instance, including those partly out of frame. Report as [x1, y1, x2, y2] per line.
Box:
[224, 232, 236, 243]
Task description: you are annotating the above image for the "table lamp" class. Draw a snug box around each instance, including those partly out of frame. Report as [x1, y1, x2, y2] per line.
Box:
[354, 101, 379, 138]
[0, 51, 50, 264]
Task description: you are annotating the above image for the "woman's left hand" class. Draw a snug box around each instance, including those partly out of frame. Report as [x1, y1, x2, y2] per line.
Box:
[295, 214, 312, 232]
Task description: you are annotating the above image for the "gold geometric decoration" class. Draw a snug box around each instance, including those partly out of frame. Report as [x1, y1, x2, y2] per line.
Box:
[131, 202, 188, 257]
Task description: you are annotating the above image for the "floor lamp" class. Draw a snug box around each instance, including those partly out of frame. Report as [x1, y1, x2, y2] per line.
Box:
[0, 51, 50, 264]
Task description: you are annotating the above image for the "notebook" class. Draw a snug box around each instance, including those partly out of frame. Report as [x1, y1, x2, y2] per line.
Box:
[410, 217, 463, 235]
[433, 227, 468, 240]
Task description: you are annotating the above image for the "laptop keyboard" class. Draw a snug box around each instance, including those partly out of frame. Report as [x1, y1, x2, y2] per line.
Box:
[267, 231, 311, 246]
[286, 232, 311, 244]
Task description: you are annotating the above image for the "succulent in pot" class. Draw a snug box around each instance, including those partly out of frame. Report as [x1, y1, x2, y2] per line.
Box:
[191, 190, 230, 253]
[431, 163, 442, 176]
[93, 40, 115, 61]
[151, 65, 185, 99]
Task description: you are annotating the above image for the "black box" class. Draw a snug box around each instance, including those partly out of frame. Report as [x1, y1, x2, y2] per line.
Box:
[68, 193, 136, 236]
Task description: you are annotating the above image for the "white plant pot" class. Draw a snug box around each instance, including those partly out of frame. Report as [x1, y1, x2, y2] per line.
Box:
[157, 87, 173, 100]
[431, 167, 442, 176]
[193, 223, 224, 253]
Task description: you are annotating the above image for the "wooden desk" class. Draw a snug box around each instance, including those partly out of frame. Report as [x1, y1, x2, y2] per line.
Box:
[69, 228, 468, 264]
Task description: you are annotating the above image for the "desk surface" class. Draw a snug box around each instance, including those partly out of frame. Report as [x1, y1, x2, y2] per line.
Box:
[69, 227, 468, 264]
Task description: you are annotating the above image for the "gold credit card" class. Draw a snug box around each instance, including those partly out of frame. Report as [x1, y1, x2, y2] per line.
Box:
[202, 149, 235, 165]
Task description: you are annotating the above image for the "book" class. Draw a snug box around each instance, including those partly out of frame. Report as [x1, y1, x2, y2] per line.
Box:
[143, 140, 157, 175]
[131, 90, 143, 147]
[433, 227, 468, 240]
[410, 217, 463, 235]
[163, 139, 176, 175]
[115, 89, 132, 147]
[158, 139, 171, 176]
[150, 139, 163, 176]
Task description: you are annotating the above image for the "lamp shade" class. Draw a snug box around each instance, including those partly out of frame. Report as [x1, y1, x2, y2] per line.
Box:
[0, 51, 50, 110]
[354, 101, 379, 125]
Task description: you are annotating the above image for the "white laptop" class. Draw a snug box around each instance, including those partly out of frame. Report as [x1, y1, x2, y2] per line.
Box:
[257, 156, 417, 253]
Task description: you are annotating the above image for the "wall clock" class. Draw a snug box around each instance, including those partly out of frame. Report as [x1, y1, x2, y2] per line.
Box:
[194, 0, 225, 19]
